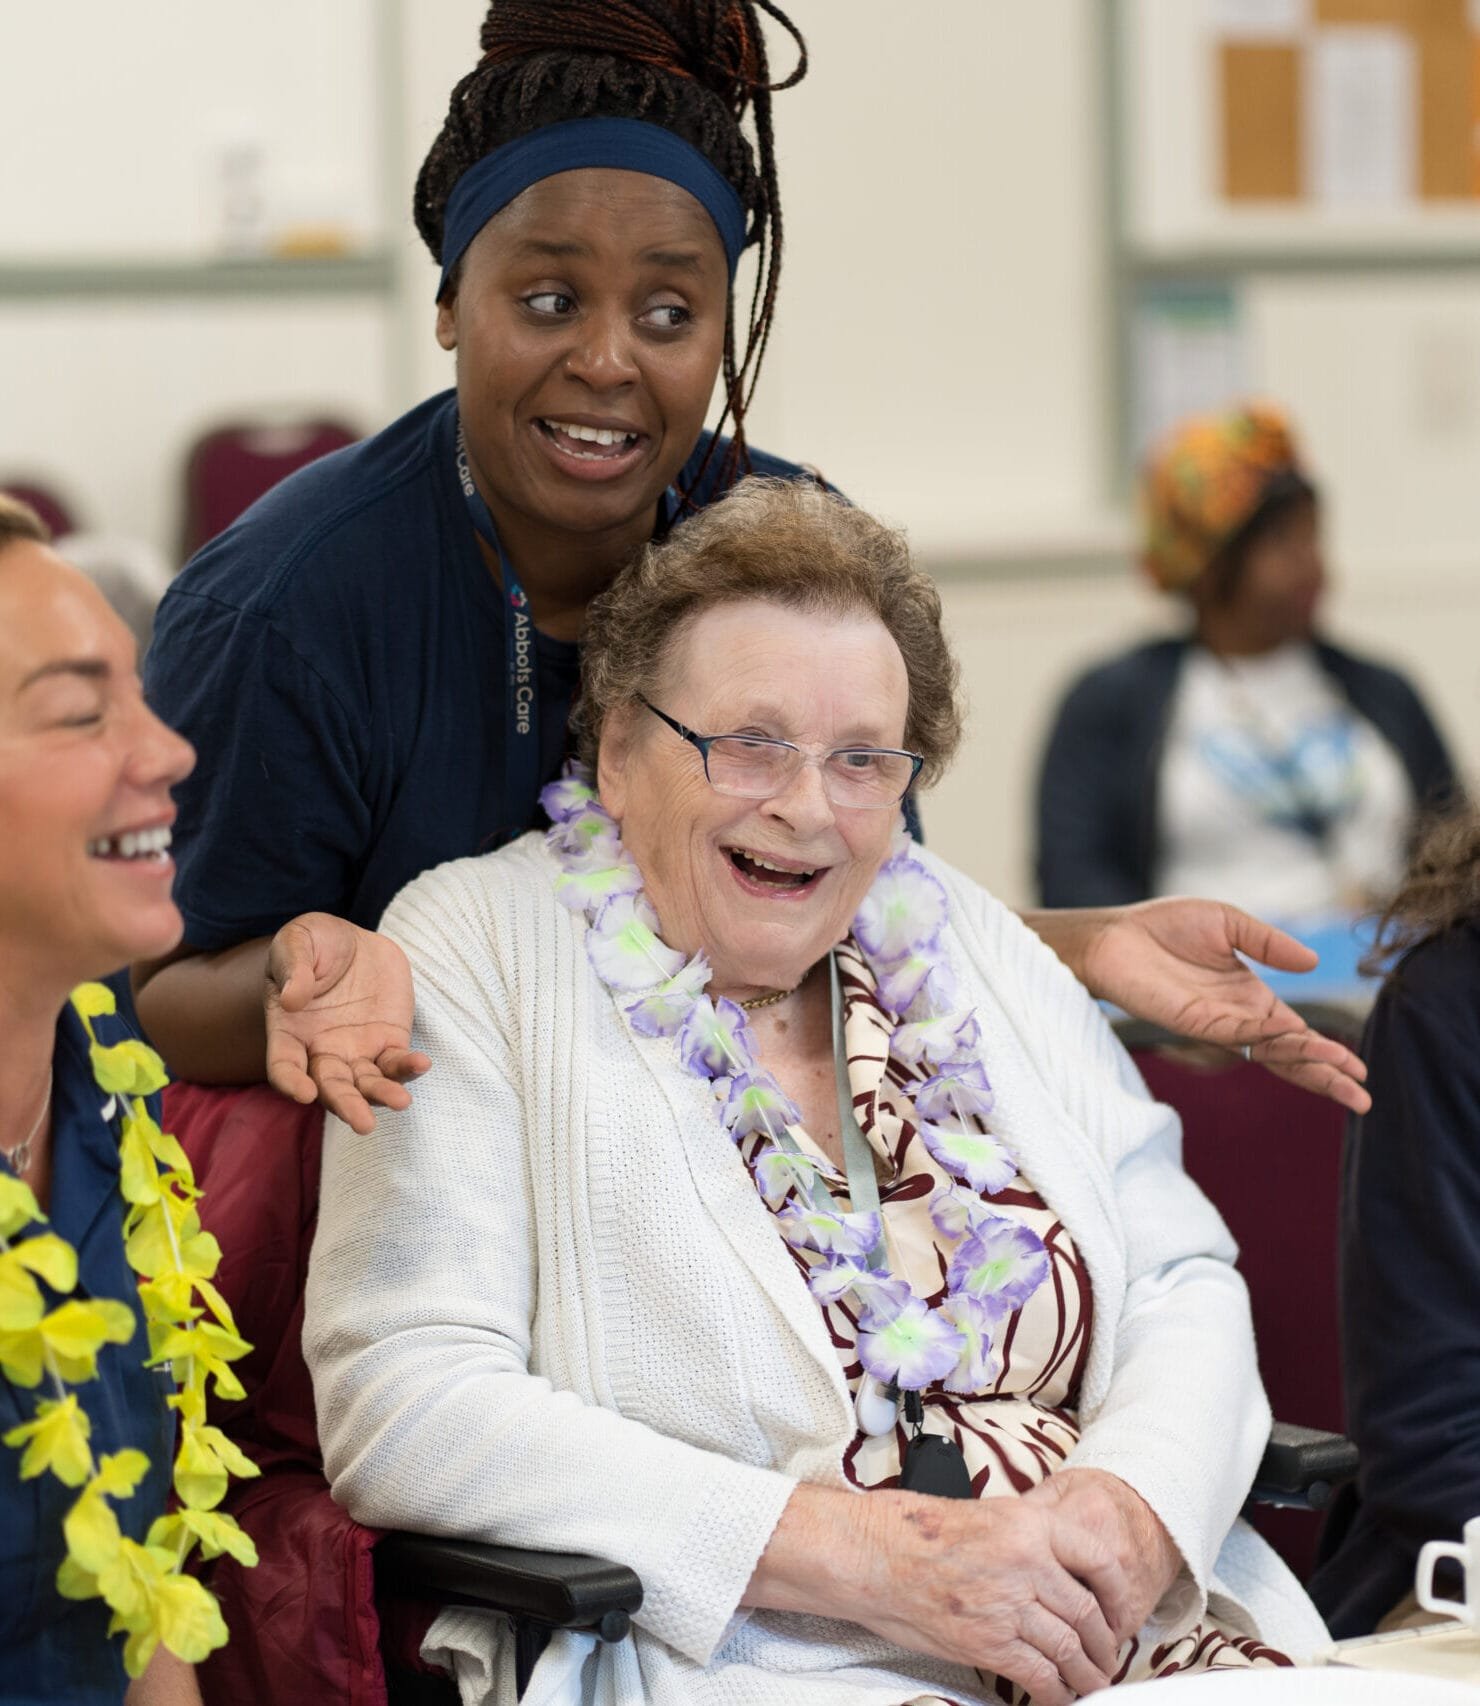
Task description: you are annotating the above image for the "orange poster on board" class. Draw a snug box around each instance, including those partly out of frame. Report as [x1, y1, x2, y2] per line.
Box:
[1474, 35, 1480, 196]
[1416, 19, 1473, 196]
[1221, 42, 1302, 199]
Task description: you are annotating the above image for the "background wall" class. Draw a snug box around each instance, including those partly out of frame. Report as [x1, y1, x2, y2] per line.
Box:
[2, 2, 1476, 904]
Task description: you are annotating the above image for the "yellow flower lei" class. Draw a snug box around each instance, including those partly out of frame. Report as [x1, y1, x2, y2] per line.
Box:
[0, 982, 259, 1678]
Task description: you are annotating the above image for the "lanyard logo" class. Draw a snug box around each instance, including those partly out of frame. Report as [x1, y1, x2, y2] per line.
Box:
[510, 599, 533, 734]
[455, 415, 537, 748]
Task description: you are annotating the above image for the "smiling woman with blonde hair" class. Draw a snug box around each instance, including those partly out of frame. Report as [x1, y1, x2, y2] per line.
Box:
[0, 495, 204, 1705]
[306, 479, 1328, 1706]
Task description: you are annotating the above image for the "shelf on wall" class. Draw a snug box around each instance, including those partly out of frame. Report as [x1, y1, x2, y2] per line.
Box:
[0, 252, 397, 302]
[1131, 243, 1480, 280]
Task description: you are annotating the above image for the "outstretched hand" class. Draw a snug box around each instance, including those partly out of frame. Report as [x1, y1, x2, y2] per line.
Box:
[264, 912, 431, 1135]
[1072, 897, 1370, 1113]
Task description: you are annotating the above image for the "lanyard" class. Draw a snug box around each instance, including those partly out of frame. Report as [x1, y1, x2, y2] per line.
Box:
[455, 419, 541, 814]
[765, 954, 888, 1272]
[770, 961, 975, 1490]
[454, 415, 684, 820]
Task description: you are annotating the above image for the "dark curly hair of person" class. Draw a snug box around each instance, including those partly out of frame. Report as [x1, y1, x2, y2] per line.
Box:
[1365, 804, 1480, 973]
[415, 0, 806, 491]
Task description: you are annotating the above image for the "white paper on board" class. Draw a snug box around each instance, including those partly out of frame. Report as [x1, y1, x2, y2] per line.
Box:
[1212, 0, 1307, 37]
[1307, 28, 1416, 208]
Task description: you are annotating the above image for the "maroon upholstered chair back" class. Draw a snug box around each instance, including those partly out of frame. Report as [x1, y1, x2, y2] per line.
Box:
[0, 479, 80, 540]
[167, 1082, 394, 1706]
[179, 418, 358, 559]
[1129, 1046, 1348, 1581]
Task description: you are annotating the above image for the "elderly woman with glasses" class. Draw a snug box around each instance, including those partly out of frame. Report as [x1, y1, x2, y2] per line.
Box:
[304, 479, 1327, 1706]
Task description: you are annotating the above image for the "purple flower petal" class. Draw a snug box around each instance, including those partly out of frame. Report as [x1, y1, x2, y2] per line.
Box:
[858, 1298, 964, 1390]
[928, 1181, 996, 1242]
[852, 853, 950, 965]
[939, 1293, 1001, 1394]
[807, 1258, 866, 1306]
[947, 1221, 1050, 1311]
[914, 1061, 994, 1124]
[677, 996, 755, 1078]
[905, 960, 961, 1022]
[891, 1009, 981, 1070]
[847, 1269, 914, 1331]
[547, 811, 623, 864]
[539, 769, 598, 824]
[721, 1071, 801, 1141]
[586, 894, 686, 991]
[919, 1121, 1017, 1196]
[754, 1147, 828, 1209]
[777, 1205, 881, 1260]
[553, 854, 643, 915]
[623, 955, 712, 1038]
[873, 952, 934, 1016]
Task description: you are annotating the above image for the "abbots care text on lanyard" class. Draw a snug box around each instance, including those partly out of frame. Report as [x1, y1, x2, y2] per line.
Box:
[456, 418, 540, 811]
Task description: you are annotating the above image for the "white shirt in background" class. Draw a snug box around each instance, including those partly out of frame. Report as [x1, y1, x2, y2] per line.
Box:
[1156, 642, 1413, 922]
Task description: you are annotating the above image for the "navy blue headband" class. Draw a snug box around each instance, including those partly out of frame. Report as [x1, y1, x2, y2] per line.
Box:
[437, 116, 749, 298]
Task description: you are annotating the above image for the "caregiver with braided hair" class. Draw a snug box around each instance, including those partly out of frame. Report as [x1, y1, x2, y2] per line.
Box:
[136, 0, 1367, 1126]
[306, 481, 1328, 1706]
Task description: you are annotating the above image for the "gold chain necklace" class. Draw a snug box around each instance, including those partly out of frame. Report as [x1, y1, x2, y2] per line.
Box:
[737, 984, 799, 1012]
[1, 1085, 50, 1176]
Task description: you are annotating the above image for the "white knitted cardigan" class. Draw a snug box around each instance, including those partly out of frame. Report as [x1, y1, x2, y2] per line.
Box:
[304, 833, 1328, 1706]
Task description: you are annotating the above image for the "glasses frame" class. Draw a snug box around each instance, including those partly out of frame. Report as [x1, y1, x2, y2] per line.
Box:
[638, 695, 923, 809]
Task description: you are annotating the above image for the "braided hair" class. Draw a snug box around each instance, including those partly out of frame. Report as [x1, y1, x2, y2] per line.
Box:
[415, 0, 805, 490]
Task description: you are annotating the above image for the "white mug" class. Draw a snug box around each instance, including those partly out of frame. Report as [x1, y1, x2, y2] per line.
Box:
[1416, 1515, 1480, 1627]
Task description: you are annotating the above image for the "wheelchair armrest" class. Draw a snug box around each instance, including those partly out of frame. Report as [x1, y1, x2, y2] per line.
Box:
[374, 1534, 644, 1643]
[1248, 1420, 1359, 1512]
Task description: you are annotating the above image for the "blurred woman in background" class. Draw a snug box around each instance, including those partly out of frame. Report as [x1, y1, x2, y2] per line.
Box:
[1036, 403, 1457, 919]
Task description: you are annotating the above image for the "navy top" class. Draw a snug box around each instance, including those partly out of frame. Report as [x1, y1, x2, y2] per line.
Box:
[0, 988, 174, 1704]
[1034, 635, 1460, 907]
[145, 391, 814, 947]
[1309, 919, 1480, 1637]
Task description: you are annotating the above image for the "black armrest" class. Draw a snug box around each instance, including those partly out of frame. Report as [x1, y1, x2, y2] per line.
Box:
[375, 1534, 644, 1644]
[1248, 1421, 1359, 1512]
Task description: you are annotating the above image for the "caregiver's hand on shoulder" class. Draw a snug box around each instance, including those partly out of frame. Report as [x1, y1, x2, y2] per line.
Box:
[1024, 1467, 1183, 1646]
[1042, 898, 1370, 1114]
[749, 1484, 1119, 1705]
[265, 912, 430, 1135]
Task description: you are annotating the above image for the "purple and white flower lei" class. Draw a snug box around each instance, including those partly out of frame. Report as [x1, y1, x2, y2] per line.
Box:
[541, 764, 1048, 1394]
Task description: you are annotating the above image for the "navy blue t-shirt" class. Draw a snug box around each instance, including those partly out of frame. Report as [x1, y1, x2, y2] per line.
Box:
[145, 390, 813, 947]
[0, 992, 174, 1704]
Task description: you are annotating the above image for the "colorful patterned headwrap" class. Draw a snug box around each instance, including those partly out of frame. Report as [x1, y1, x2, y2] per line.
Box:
[1140, 403, 1314, 593]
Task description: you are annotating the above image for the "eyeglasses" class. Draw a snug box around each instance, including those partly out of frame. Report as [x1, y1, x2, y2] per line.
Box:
[639, 696, 923, 809]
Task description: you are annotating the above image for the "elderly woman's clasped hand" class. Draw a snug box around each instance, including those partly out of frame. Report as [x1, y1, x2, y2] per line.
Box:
[753, 1469, 1184, 1705]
